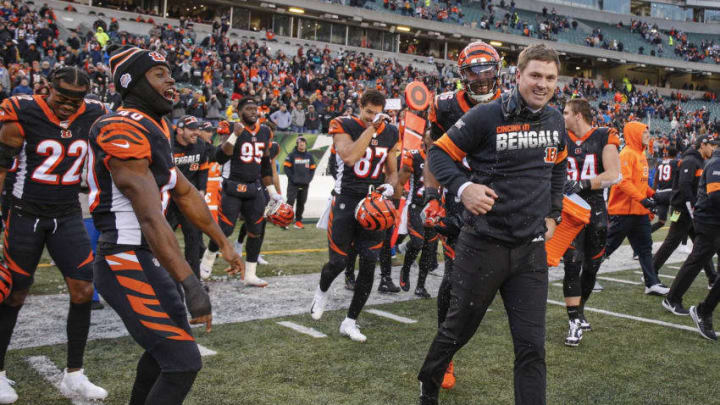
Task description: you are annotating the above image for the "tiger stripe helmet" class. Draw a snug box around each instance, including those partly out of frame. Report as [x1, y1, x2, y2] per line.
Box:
[0, 262, 11, 304]
[457, 41, 501, 103]
[355, 191, 397, 231]
[265, 200, 294, 228]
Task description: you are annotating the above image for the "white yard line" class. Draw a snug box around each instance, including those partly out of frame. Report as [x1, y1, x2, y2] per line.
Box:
[551, 282, 563, 287]
[197, 344, 217, 356]
[546, 300, 698, 332]
[634, 271, 675, 280]
[26, 356, 103, 405]
[276, 321, 327, 338]
[365, 309, 417, 324]
[596, 276, 642, 286]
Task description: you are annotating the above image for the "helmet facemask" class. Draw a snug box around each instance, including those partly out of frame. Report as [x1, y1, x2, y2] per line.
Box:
[460, 62, 500, 103]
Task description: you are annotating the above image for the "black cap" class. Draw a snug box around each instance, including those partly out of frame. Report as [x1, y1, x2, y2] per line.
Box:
[177, 115, 202, 129]
[200, 121, 214, 131]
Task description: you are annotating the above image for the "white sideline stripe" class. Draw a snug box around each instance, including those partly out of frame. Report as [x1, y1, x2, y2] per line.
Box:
[26, 356, 104, 405]
[197, 344, 217, 356]
[669, 266, 681, 270]
[546, 300, 698, 332]
[365, 309, 417, 324]
[277, 321, 327, 338]
[596, 276, 642, 285]
[551, 282, 563, 287]
[634, 271, 675, 280]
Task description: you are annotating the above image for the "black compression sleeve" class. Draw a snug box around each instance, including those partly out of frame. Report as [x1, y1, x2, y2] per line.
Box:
[260, 155, 272, 178]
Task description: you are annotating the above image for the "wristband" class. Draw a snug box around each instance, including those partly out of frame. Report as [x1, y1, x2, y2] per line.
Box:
[227, 133, 238, 146]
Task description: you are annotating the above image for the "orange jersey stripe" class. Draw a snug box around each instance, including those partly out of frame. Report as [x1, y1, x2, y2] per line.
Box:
[708, 182, 720, 194]
[435, 134, 466, 162]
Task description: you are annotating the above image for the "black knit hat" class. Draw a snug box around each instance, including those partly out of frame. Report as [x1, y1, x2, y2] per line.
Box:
[108, 45, 170, 97]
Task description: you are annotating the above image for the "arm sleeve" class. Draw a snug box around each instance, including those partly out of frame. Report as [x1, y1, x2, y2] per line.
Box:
[215, 146, 231, 165]
[615, 152, 646, 202]
[549, 132, 568, 218]
[678, 159, 698, 207]
[428, 109, 484, 196]
[706, 162, 720, 206]
[260, 154, 272, 178]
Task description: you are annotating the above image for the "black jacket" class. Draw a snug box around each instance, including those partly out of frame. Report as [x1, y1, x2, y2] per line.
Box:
[428, 88, 567, 245]
[694, 149, 720, 226]
[284, 148, 316, 186]
[671, 147, 704, 212]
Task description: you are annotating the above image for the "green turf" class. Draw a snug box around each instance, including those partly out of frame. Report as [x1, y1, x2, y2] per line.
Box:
[8, 261, 720, 404]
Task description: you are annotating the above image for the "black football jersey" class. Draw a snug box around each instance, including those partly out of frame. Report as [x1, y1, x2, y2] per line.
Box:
[428, 90, 473, 141]
[328, 116, 399, 197]
[0, 95, 107, 214]
[565, 127, 620, 197]
[221, 122, 273, 183]
[401, 149, 426, 205]
[88, 108, 177, 249]
[654, 157, 679, 192]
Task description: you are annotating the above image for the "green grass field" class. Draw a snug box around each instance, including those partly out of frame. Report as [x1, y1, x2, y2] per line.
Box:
[12, 224, 720, 404]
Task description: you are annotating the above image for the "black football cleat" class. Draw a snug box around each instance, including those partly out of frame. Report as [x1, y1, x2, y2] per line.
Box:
[578, 313, 592, 331]
[415, 286, 431, 298]
[662, 298, 689, 316]
[419, 381, 439, 405]
[690, 306, 717, 341]
[378, 276, 400, 293]
[345, 271, 356, 291]
[399, 267, 411, 292]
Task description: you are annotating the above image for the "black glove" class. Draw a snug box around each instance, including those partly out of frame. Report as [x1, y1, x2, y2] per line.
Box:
[423, 187, 440, 205]
[564, 179, 591, 195]
[181, 275, 212, 318]
[640, 198, 657, 212]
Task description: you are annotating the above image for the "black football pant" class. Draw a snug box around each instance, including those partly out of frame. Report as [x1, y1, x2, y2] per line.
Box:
[210, 189, 266, 262]
[166, 201, 202, 279]
[605, 215, 662, 287]
[401, 203, 438, 290]
[563, 196, 607, 305]
[320, 194, 383, 320]
[688, 223, 720, 317]
[419, 232, 548, 405]
[653, 209, 716, 283]
[670, 223, 720, 307]
[437, 196, 463, 328]
[286, 183, 309, 222]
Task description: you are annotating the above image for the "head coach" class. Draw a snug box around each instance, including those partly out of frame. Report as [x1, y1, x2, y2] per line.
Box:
[417, 44, 567, 405]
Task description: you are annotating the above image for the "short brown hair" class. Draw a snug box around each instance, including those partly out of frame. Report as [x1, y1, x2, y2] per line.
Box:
[566, 98, 593, 125]
[517, 44, 560, 72]
[360, 89, 386, 108]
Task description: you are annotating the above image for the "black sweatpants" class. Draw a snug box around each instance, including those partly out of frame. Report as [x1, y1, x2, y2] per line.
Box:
[418, 232, 548, 405]
[653, 208, 716, 281]
[605, 215, 661, 287]
[287, 183, 309, 222]
[670, 222, 720, 307]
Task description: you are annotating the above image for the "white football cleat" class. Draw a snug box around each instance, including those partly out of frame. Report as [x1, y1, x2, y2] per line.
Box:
[243, 262, 268, 287]
[200, 249, 218, 280]
[310, 286, 328, 320]
[339, 318, 366, 342]
[645, 283, 670, 296]
[257, 255, 269, 265]
[0, 371, 17, 404]
[59, 369, 107, 400]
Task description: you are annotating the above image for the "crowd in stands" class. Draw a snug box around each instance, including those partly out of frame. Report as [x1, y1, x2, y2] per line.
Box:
[0, 0, 717, 152]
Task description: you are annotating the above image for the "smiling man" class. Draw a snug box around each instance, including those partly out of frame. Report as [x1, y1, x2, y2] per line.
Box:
[417, 44, 567, 405]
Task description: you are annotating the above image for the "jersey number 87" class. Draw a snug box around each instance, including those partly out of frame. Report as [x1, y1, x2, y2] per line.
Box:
[354, 147, 387, 179]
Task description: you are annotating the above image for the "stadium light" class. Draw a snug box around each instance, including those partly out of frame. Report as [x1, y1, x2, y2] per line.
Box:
[289, 7, 305, 14]
[396, 26, 411, 32]
[489, 41, 503, 47]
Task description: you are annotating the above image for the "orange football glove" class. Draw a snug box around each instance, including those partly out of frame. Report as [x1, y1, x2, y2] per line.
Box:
[217, 120, 232, 135]
[421, 199, 445, 227]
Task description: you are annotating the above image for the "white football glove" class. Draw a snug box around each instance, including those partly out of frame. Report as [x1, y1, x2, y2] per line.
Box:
[266, 185, 285, 203]
[373, 113, 391, 124]
[377, 183, 394, 198]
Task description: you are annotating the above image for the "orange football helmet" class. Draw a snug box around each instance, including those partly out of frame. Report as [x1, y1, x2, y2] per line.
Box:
[355, 191, 397, 231]
[0, 262, 11, 304]
[265, 201, 294, 228]
[457, 41, 501, 103]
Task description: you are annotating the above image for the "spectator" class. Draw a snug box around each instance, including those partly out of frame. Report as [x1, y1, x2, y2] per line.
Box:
[11, 78, 31, 95]
[94, 27, 109, 48]
[290, 103, 306, 133]
[283, 136, 316, 229]
[205, 93, 224, 126]
[186, 91, 206, 118]
[270, 104, 292, 131]
[104, 83, 122, 111]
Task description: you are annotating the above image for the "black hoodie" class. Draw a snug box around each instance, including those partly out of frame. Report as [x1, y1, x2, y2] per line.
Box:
[671, 147, 704, 212]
